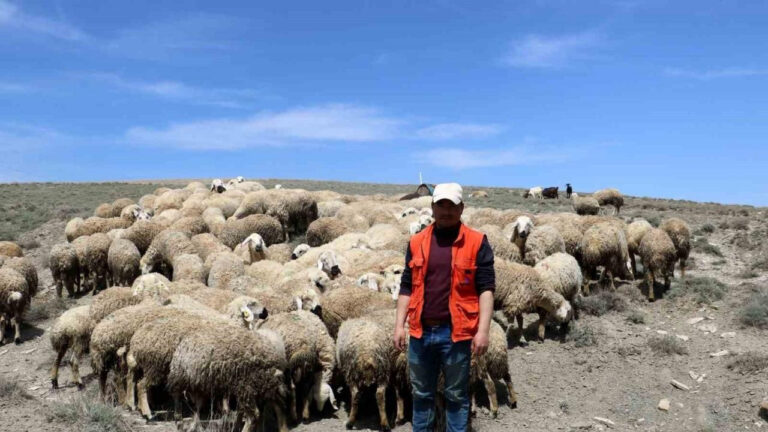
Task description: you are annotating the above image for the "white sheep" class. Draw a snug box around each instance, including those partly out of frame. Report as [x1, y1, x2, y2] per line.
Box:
[524, 186, 543, 199]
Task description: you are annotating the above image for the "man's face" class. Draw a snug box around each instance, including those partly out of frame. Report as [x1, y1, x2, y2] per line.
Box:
[431, 200, 463, 228]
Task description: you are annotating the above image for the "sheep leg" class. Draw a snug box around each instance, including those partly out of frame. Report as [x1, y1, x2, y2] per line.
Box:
[581, 269, 590, 296]
[70, 348, 84, 390]
[0, 316, 5, 345]
[503, 372, 517, 409]
[288, 379, 298, 423]
[51, 345, 67, 389]
[190, 393, 205, 431]
[680, 259, 686, 278]
[136, 377, 153, 420]
[346, 384, 360, 429]
[98, 369, 109, 401]
[65, 276, 75, 297]
[395, 387, 406, 425]
[10, 313, 21, 344]
[55, 278, 63, 298]
[646, 270, 655, 302]
[515, 314, 526, 345]
[483, 373, 498, 419]
[630, 254, 638, 278]
[537, 310, 548, 342]
[125, 367, 136, 410]
[272, 401, 289, 432]
[376, 383, 390, 432]
[301, 384, 312, 422]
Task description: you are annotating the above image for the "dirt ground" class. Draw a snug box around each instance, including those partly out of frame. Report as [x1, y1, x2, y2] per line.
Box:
[1, 182, 767, 432]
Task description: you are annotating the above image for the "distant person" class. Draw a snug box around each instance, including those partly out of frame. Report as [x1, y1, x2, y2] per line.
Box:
[566, 183, 573, 199]
[393, 182, 495, 432]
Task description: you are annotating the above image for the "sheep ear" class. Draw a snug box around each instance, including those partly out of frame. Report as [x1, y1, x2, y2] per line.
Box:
[294, 297, 303, 311]
[240, 306, 254, 322]
[367, 278, 379, 291]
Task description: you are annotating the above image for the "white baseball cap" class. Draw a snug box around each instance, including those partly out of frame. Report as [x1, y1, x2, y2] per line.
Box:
[432, 183, 463, 205]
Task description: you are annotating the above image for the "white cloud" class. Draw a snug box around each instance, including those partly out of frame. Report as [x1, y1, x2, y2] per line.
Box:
[0, 0, 87, 41]
[501, 31, 601, 68]
[126, 104, 403, 150]
[663, 67, 768, 80]
[416, 123, 503, 140]
[419, 146, 568, 169]
[81, 73, 263, 108]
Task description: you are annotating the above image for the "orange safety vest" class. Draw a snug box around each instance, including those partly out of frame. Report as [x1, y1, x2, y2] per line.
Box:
[407, 223, 485, 342]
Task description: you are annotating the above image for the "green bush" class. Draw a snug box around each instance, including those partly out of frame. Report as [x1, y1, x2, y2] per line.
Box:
[693, 237, 723, 256]
[700, 223, 716, 234]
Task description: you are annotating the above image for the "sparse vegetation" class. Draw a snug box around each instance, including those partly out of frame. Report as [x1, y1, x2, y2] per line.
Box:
[26, 296, 75, 322]
[617, 345, 642, 357]
[693, 237, 723, 256]
[648, 335, 687, 356]
[579, 291, 627, 316]
[700, 223, 716, 234]
[46, 393, 127, 432]
[626, 310, 646, 324]
[566, 324, 598, 347]
[726, 352, 768, 374]
[739, 290, 768, 329]
[668, 276, 727, 304]
[0, 376, 34, 400]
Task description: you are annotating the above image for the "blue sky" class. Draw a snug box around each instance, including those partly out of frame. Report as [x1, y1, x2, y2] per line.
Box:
[1, 1, 767, 205]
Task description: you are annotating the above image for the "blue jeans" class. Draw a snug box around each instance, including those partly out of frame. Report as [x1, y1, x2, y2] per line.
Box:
[408, 324, 471, 432]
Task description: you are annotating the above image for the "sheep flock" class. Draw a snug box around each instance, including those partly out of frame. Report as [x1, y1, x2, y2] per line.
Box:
[0, 178, 700, 432]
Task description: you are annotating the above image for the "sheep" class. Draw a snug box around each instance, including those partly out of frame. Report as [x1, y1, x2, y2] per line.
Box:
[470, 320, 517, 418]
[106, 228, 126, 242]
[1, 256, 38, 298]
[232, 189, 319, 240]
[168, 216, 208, 237]
[65, 217, 84, 242]
[167, 322, 289, 430]
[0, 241, 23, 258]
[542, 186, 559, 199]
[139, 230, 197, 276]
[259, 311, 337, 422]
[138, 194, 157, 211]
[336, 317, 391, 431]
[153, 189, 189, 213]
[90, 286, 145, 323]
[399, 207, 418, 219]
[202, 206, 227, 235]
[508, 215, 534, 255]
[107, 239, 141, 287]
[660, 217, 691, 278]
[317, 250, 342, 279]
[522, 225, 566, 266]
[593, 188, 624, 214]
[626, 219, 653, 276]
[232, 180, 266, 192]
[366, 224, 408, 251]
[207, 252, 245, 289]
[539, 219, 583, 260]
[580, 222, 633, 294]
[306, 217, 349, 247]
[639, 228, 678, 302]
[121, 220, 164, 255]
[245, 260, 284, 288]
[71, 236, 90, 291]
[211, 178, 227, 192]
[95, 203, 114, 218]
[190, 233, 229, 262]
[153, 209, 183, 228]
[70, 217, 133, 240]
[171, 253, 206, 283]
[85, 233, 112, 294]
[320, 285, 393, 338]
[318, 200, 347, 218]
[336, 201, 397, 231]
[266, 242, 293, 263]
[523, 186, 543, 199]
[120, 204, 150, 223]
[218, 214, 284, 248]
[131, 272, 174, 297]
[182, 287, 268, 326]
[571, 193, 600, 216]
[0, 267, 30, 344]
[534, 253, 583, 322]
[479, 225, 522, 263]
[49, 305, 95, 389]
[493, 259, 572, 343]
[235, 280, 312, 315]
[233, 233, 267, 264]
[49, 243, 80, 297]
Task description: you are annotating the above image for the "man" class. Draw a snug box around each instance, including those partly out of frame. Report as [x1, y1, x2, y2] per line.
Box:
[566, 183, 573, 199]
[393, 182, 495, 432]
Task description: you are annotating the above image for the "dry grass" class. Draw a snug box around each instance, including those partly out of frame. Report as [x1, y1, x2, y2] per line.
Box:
[727, 352, 768, 374]
[579, 291, 628, 316]
[739, 289, 768, 329]
[693, 237, 723, 256]
[648, 335, 688, 356]
[0, 376, 34, 401]
[668, 276, 727, 304]
[46, 391, 128, 432]
[566, 324, 598, 347]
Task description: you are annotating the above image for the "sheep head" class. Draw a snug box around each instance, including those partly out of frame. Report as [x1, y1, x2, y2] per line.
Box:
[357, 273, 380, 291]
[317, 250, 341, 279]
[210, 179, 227, 193]
[312, 376, 338, 412]
[294, 287, 321, 314]
[554, 300, 573, 322]
[291, 243, 310, 260]
[511, 216, 534, 247]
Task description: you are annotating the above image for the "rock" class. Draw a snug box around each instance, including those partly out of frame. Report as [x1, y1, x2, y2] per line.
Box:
[20, 348, 36, 355]
[594, 417, 615, 427]
[721, 332, 736, 338]
[671, 380, 690, 391]
[656, 330, 669, 335]
[697, 324, 717, 333]
[710, 350, 729, 357]
[659, 399, 670, 411]
[676, 334, 690, 342]
[697, 374, 706, 383]
[687, 317, 705, 325]
[569, 421, 593, 430]
[689, 371, 699, 380]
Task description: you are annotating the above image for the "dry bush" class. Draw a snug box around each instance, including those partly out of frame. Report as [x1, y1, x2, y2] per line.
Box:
[727, 352, 768, 374]
[0, 376, 34, 401]
[566, 324, 598, 347]
[579, 291, 627, 316]
[46, 391, 128, 432]
[648, 335, 687, 356]
[625, 310, 646, 324]
[668, 276, 727, 304]
[739, 289, 768, 329]
[693, 237, 723, 256]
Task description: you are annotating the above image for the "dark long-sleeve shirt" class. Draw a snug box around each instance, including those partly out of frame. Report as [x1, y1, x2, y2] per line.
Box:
[399, 224, 495, 322]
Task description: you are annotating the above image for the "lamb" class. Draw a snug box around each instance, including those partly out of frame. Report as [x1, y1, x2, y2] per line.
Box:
[259, 311, 338, 422]
[190, 233, 229, 262]
[206, 252, 245, 289]
[534, 253, 583, 322]
[592, 188, 624, 214]
[659, 217, 691, 278]
[336, 318, 391, 431]
[120, 220, 164, 254]
[139, 230, 198, 276]
[233, 233, 267, 264]
[523, 186, 543, 199]
[639, 228, 677, 302]
[571, 193, 600, 216]
[470, 320, 517, 417]
[522, 225, 566, 266]
[49, 243, 80, 297]
[493, 259, 572, 342]
[320, 285, 393, 338]
[167, 322, 289, 430]
[168, 216, 208, 237]
[0, 267, 30, 344]
[107, 239, 141, 287]
[218, 214, 284, 248]
[171, 253, 206, 283]
[49, 305, 95, 389]
[626, 219, 653, 276]
[580, 222, 633, 293]
[85, 233, 112, 294]
[306, 217, 349, 247]
[0, 241, 23, 257]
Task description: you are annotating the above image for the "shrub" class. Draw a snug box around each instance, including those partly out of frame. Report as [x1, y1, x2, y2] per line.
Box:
[26, 296, 75, 322]
[648, 335, 687, 356]
[646, 215, 661, 227]
[0, 376, 33, 401]
[694, 237, 723, 256]
[579, 291, 627, 316]
[626, 310, 646, 324]
[727, 352, 768, 374]
[566, 324, 598, 347]
[730, 218, 750, 231]
[739, 291, 768, 329]
[700, 223, 716, 234]
[668, 276, 727, 304]
[47, 393, 127, 432]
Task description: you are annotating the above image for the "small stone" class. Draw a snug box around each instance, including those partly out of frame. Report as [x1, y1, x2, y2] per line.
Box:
[569, 421, 593, 430]
[689, 371, 699, 380]
[636, 418, 645, 424]
[697, 374, 706, 383]
[710, 350, 729, 357]
[657, 330, 669, 335]
[676, 335, 690, 342]
[0, 350, 7, 356]
[721, 332, 736, 338]
[594, 417, 615, 427]
[20, 348, 36, 355]
[671, 380, 690, 391]
[697, 324, 717, 333]
[687, 317, 705, 325]
[659, 399, 670, 411]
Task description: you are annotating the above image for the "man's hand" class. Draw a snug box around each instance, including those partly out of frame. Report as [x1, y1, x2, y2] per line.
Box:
[393, 325, 407, 351]
[471, 329, 489, 356]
